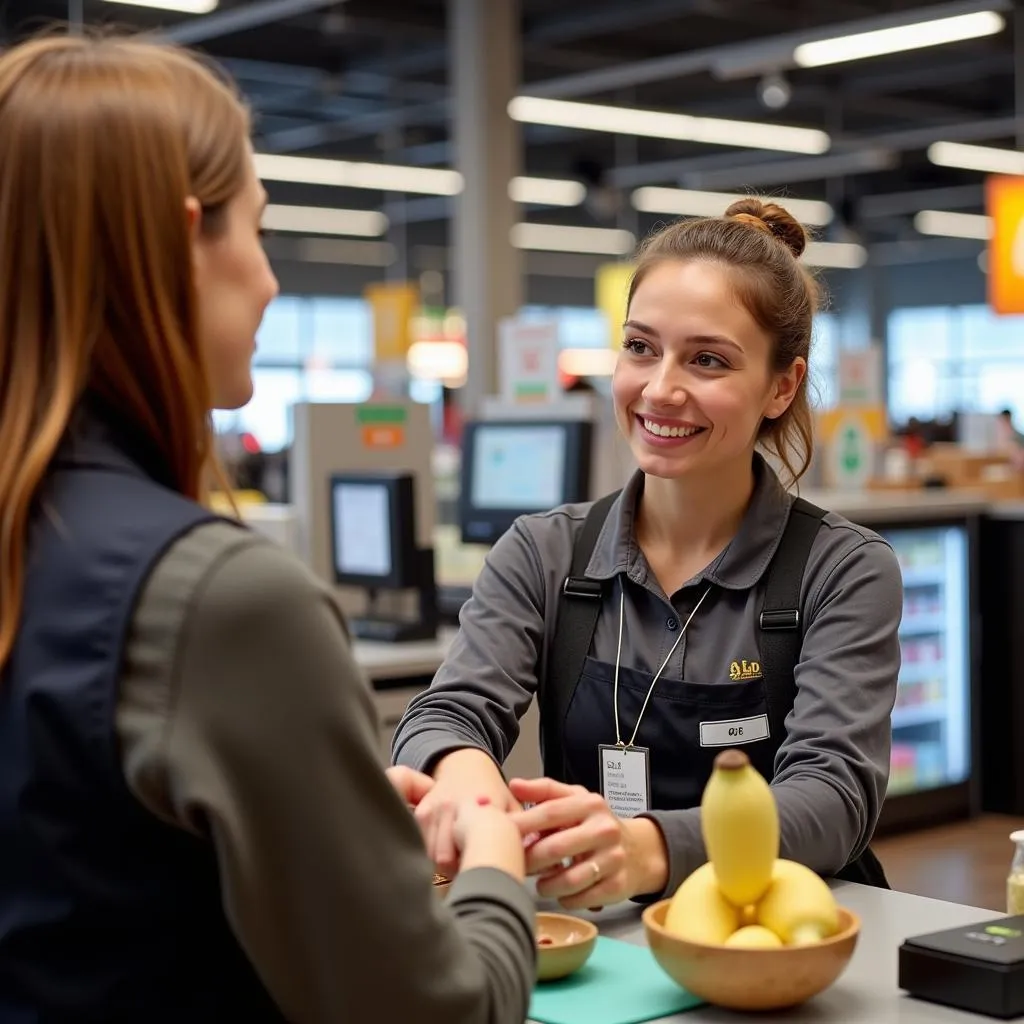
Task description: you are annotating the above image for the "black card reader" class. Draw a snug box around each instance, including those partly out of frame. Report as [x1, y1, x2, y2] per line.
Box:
[899, 914, 1024, 1019]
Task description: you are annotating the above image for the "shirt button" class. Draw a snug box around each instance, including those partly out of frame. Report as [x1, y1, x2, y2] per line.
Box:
[666, 617, 679, 631]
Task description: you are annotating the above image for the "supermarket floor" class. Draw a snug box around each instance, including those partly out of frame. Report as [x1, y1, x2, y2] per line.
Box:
[874, 814, 1019, 912]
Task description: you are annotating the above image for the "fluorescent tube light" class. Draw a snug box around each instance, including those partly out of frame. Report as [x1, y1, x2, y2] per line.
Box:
[103, 0, 218, 11]
[632, 186, 834, 226]
[802, 241, 868, 269]
[253, 153, 463, 196]
[510, 223, 636, 255]
[928, 141, 1024, 175]
[914, 209, 991, 239]
[510, 176, 586, 206]
[262, 204, 388, 237]
[508, 96, 830, 156]
[794, 11, 1004, 68]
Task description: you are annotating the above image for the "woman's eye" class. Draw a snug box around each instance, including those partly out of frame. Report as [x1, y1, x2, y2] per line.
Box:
[623, 337, 651, 355]
[695, 352, 727, 369]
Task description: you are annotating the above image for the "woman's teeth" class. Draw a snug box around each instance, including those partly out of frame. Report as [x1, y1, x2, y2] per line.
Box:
[643, 418, 702, 438]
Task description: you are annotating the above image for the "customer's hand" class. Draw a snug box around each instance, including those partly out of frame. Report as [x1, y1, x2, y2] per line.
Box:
[509, 777, 668, 910]
[385, 765, 435, 809]
[452, 798, 526, 881]
[414, 749, 521, 877]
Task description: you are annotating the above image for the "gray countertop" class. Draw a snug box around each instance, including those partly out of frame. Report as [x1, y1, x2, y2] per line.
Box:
[533, 882, 1001, 1022]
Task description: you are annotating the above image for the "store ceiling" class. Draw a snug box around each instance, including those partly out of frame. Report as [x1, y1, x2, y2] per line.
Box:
[3, 0, 1014, 265]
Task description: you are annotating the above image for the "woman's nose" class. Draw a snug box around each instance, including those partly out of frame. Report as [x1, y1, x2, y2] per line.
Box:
[642, 364, 687, 406]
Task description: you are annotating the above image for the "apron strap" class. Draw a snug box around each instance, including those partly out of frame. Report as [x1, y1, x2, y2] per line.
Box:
[543, 490, 620, 780]
[759, 496, 827, 746]
[759, 496, 891, 890]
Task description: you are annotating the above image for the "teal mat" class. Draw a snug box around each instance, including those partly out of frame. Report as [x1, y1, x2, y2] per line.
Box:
[529, 935, 704, 1024]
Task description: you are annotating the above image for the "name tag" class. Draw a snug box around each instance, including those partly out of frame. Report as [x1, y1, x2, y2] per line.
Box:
[699, 714, 770, 748]
[598, 745, 651, 817]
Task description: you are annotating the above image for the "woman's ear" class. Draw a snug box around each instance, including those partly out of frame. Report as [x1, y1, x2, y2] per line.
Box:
[184, 196, 201, 241]
[764, 357, 807, 420]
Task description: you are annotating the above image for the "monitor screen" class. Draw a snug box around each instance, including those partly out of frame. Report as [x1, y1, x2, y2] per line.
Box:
[458, 419, 593, 546]
[470, 424, 567, 511]
[332, 481, 392, 579]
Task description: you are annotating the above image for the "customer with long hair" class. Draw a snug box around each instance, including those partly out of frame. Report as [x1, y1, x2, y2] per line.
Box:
[0, 34, 534, 1024]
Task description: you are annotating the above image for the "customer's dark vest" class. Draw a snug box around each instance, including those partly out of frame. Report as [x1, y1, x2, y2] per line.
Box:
[0, 416, 285, 1023]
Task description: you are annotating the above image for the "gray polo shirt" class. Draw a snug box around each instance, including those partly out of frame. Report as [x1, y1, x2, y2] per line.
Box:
[393, 456, 903, 897]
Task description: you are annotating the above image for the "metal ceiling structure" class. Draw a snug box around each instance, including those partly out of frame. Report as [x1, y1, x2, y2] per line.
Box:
[4, 0, 1019, 271]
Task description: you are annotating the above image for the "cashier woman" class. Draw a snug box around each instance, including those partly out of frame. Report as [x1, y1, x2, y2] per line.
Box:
[393, 199, 904, 909]
[0, 35, 534, 1024]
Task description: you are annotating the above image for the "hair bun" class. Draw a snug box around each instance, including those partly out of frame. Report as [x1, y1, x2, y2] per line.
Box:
[724, 197, 807, 259]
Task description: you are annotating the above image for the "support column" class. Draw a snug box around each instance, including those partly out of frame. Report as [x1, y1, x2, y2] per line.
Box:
[450, 0, 523, 414]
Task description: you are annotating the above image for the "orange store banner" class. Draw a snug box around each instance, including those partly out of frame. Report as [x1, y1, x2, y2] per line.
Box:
[987, 175, 1024, 315]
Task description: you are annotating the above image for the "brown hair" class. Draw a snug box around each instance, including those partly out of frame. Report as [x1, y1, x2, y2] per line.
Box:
[0, 34, 251, 671]
[627, 197, 821, 485]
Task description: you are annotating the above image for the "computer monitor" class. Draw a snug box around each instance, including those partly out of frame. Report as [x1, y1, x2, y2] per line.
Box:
[458, 419, 593, 545]
[329, 471, 420, 590]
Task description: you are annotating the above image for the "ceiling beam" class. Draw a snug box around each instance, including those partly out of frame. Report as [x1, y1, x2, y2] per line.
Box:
[258, 98, 448, 153]
[859, 183, 985, 219]
[157, 0, 340, 46]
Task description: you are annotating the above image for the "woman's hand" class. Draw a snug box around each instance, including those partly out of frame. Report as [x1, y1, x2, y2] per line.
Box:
[508, 777, 670, 910]
[413, 749, 520, 877]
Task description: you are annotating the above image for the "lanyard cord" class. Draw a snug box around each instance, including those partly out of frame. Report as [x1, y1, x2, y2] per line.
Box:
[612, 581, 712, 749]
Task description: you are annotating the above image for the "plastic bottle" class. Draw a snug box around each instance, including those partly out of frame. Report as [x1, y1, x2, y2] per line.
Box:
[1007, 830, 1024, 915]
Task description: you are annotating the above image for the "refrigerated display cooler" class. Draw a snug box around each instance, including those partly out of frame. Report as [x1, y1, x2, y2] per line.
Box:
[882, 524, 973, 808]
[813, 493, 985, 835]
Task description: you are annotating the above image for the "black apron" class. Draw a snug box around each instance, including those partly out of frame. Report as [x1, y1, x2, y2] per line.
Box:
[562, 655, 777, 809]
[541, 492, 890, 889]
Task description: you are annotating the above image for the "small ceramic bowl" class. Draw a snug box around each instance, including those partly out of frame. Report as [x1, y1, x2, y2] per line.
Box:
[641, 900, 860, 1011]
[535, 912, 599, 982]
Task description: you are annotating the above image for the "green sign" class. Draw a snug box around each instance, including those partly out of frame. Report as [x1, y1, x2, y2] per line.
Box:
[356, 406, 407, 426]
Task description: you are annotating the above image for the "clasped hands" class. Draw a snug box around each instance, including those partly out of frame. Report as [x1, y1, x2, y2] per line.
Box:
[386, 765, 666, 909]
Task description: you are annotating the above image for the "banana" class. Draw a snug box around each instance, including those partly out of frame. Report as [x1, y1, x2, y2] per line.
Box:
[755, 859, 839, 946]
[724, 925, 783, 949]
[700, 749, 779, 907]
[664, 862, 741, 945]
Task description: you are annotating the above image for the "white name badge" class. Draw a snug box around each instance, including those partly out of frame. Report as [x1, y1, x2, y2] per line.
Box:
[699, 714, 770, 748]
[599, 745, 651, 818]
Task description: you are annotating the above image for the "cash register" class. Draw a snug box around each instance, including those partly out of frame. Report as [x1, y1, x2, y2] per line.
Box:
[329, 470, 438, 642]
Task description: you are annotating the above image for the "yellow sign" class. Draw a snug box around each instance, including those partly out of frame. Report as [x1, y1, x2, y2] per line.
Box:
[817, 405, 887, 443]
[987, 175, 1024, 315]
[595, 262, 635, 349]
[364, 281, 420, 361]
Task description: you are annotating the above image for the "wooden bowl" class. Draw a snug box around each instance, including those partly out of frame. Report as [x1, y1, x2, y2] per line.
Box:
[535, 912, 598, 982]
[642, 901, 860, 1011]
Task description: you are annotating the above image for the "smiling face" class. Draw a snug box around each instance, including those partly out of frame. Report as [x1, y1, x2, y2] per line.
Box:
[612, 260, 805, 481]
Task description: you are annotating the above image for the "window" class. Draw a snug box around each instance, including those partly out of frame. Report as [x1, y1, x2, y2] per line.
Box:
[215, 296, 388, 451]
[887, 305, 1024, 426]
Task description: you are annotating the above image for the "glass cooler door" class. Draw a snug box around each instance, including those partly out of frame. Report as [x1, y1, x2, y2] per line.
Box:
[880, 524, 971, 797]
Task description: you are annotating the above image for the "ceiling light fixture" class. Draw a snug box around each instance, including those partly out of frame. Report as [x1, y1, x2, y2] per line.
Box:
[262, 204, 388, 237]
[927, 140, 1024, 175]
[510, 176, 587, 206]
[510, 223, 636, 256]
[802, 241, 868, 269]
[793, 10, 1004, 68]
[632, 186, 834, 226]
[913, 209, 991, 239]
[508, 96, 830, 156]
[103, 0, 219, 12]
[253, 153, 463, 196]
